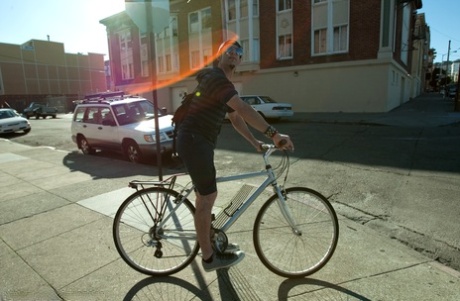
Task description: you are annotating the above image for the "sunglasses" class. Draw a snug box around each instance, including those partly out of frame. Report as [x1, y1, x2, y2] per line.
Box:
[225, 46, 244, 57]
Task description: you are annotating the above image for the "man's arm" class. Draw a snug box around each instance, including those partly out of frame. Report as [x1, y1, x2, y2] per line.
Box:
[227, 95, 269, 132]
[227, 110, 263, 151]
[226, 95, 295, 151]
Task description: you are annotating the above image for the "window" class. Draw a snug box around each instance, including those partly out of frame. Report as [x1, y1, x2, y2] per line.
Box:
[191, 50, 200, 69]
[189, 8, 212, 32]
[202, 7, 212, 29]
[156, 16, 179, 75]
[227, 0, 257, 19]
[253, 0, 259, 16]
[119, 29, 134, 80]
[172, 17, 178, 36]
[240, 40, 249, 62]
[278, 0, 292, 11]
[228, 0, 236, 21]
[277, 0, 293, 60]
[333, 25, 347, 52]
[188, 8, 213, 69]
[203, 48, 211, 65]
[240, 0, 248, 18]
[189, 12, 199, 33]
[140, 33, 149, 77]
[278, 34, 293, 58]
[165, 54, 172, 72]
[312, 0, 349, 55]
[314, 28, 327, 54]
[158, 56, 165, 73]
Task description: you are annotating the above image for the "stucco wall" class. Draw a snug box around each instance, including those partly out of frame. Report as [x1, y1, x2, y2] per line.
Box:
[235, 59, 413, 113]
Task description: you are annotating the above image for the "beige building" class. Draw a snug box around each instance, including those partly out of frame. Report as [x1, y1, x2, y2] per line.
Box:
[0, 39, 106, 112]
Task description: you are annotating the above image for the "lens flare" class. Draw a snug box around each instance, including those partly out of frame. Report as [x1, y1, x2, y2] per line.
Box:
[125, 33, 240, 96]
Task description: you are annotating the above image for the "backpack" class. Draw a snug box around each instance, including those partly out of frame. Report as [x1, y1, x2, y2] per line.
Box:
[171, 91, 195, 157]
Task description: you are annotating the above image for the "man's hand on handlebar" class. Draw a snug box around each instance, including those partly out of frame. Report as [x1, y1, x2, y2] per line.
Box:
[273, 133, 294, 151]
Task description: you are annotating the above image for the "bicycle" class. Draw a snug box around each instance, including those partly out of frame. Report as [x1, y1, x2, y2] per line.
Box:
[112, 144, 339, 278]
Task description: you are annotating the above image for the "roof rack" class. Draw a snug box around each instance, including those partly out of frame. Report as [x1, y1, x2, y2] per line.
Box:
[84, 91, 125, 100]
[73, 91, 142, 105]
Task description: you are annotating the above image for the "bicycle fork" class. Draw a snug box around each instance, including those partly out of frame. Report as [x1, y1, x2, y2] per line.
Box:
[271, 177, 303, 236]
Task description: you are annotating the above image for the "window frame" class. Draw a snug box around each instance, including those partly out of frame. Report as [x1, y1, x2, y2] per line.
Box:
[311, 0, 349, 56]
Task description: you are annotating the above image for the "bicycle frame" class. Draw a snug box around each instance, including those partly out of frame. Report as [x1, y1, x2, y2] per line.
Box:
[148, 146, 299, 237]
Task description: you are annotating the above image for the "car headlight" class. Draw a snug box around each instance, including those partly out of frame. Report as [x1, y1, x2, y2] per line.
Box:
[144, 133, 167, 143]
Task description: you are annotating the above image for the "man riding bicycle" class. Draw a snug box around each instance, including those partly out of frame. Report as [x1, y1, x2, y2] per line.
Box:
[176, 40, 294, 272]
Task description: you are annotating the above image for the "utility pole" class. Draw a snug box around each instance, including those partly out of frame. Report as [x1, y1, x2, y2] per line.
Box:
[125, 0, 170, 179]
[445, 40, 451, 99]
[145, 1, 163, 180]
[455, 63, 460, 111]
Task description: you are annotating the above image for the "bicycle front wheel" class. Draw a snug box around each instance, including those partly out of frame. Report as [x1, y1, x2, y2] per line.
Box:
[113, 187, 198, 276]
[254, 187, 339, 278]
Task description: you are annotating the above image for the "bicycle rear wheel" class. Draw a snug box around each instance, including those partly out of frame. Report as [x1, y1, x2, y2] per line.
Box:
[113, 187, 198, 276]
[253, 187, 339, 278]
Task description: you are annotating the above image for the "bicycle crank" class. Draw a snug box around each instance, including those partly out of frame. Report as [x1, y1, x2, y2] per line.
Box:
[211, 228, 228, 254]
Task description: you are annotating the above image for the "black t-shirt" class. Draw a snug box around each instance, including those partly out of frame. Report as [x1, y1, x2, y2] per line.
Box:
[179, 67, 237, 145]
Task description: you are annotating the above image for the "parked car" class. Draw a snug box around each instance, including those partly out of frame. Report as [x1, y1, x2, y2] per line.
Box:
[71, 92, 174, 163]
[0, 108, 31, 134]
[239, 95, 294, 120]
[23, 102, 58, 119]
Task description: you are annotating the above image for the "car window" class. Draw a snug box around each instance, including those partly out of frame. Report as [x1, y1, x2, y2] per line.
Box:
[73, 107, 86, 122]
[113, 100, 159, 125]
[242, 97, 258, 105]
[0, 110, 12, 119]
[259, 96, 277, 103]
[84, 107, 103, 124]
[101, 108, 115, 124]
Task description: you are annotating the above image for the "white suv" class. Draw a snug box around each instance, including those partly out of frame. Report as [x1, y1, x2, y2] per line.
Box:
[71, 92, 174, 163]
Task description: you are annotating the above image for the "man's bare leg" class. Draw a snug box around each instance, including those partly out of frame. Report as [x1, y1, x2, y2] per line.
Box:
[194, 191, 217, 260]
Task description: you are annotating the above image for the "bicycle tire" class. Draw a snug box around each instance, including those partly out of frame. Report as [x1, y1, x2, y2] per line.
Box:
[253, 187, 339, 278]
[113, 187, 199, 276]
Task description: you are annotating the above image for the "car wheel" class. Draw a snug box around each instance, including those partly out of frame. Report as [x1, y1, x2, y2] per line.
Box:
[35, 114, 40, 119]
[78, 136, 95, 155]
[124, 141, 143, 163]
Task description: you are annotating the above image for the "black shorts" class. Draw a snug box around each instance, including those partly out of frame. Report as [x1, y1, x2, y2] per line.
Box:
[177, 131, 217, 195]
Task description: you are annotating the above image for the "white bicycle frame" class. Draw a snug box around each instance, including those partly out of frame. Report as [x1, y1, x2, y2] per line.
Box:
[151, 145, 299, 237]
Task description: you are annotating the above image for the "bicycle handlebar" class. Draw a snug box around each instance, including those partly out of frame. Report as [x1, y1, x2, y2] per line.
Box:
[260, 139, 287, 151]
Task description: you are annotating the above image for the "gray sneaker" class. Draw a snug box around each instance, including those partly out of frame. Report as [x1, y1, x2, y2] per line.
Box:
[202, 251, 245, 272]
[222, 242, 240, 254]
[212, 238, 241, 254]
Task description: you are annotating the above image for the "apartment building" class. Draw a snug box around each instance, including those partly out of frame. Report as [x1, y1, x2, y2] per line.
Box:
[0, 39, 106, 112]
[100, 0, 426, 113]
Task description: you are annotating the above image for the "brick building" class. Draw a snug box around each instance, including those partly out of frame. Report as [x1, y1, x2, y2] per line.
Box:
[0, 39, 106, 112]
[101, 0, 426, 113]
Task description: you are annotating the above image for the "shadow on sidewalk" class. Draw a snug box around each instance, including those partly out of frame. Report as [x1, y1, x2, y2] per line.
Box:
[279, 278, 371, 300]
[123, 276, 211, 301]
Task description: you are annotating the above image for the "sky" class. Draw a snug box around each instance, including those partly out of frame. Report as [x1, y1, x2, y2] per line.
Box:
[418, 0, 460, 62]
[0, 0, 458, 62]
[0, 0, 125, 59]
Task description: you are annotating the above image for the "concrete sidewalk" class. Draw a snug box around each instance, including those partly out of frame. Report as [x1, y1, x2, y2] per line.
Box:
[1, 93, 460, 300]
